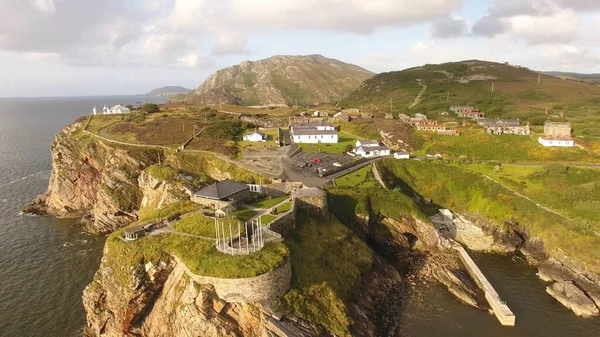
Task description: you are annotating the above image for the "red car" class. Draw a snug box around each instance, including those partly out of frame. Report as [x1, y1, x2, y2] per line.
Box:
[312, 158, 321, 163]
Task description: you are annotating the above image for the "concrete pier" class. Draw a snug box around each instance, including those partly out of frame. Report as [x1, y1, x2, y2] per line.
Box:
[453, 244, 516, 326]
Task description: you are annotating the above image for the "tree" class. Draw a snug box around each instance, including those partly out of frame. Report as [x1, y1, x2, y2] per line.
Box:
[344, 144, 354, 153]
[141, 103, 160, 113]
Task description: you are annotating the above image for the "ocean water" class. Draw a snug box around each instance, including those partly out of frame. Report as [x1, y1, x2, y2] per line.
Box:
[0, 96, 164, 337]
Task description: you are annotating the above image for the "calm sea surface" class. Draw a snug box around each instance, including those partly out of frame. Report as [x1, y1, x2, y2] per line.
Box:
[0, 96, 164, 337]
[0, 96, 598, 337]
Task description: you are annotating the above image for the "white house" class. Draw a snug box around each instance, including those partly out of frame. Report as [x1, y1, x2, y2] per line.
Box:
[414, 113, 427, 120]
[103, 104, 131, 114]
[290, 122, 338, 144]
[394, 152, 410, 159]
[354, 145, 390, 158]
[243, 131, 267, 142]
[538, 137, 574, 147]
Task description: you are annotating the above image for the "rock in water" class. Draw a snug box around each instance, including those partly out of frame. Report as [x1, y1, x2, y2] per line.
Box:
[546, 281, 600, 318]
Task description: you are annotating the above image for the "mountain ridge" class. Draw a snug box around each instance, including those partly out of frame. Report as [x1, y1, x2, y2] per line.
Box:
[186, 54, 374, 106]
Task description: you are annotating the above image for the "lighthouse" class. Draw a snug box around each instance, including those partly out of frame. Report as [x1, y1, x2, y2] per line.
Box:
[93, 106, 97, 115]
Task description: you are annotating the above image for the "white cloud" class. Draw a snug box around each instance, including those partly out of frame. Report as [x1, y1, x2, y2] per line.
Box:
[508, 9, 579, 44]
[29, 0, 59, 13]
[212, 34, 249, 56]
[431, 17, 468, 38]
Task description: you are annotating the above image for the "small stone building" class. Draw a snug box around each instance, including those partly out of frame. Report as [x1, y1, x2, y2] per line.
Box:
[192, 180, 250, 209]
[292, 187, 329, 220]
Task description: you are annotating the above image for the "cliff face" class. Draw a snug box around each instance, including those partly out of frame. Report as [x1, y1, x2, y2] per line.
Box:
[188, 54, 374, 106]
[83, 257, 319, 337]
[25, 122, 162, 234]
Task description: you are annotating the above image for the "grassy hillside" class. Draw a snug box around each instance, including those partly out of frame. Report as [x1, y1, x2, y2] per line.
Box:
[341, 60, 600, 136]
[376, 159, 600, 274]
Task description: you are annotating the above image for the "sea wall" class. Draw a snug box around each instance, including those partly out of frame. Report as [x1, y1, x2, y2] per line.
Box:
[178, 257, 292, 303]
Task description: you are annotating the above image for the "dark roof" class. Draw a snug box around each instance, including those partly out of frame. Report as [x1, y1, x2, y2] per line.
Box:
[291, 122, 334, 128]
[481, 118, 521, 127]
[194, 180, 249, 200]
[355, 145, 389, 152]
[124, 225, 147, 235]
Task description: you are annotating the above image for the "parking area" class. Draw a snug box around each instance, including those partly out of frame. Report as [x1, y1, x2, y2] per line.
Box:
[291, 151, 358, 175]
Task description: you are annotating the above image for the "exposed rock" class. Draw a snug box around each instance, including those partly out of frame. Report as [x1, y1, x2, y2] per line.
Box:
[349, 256, 404, 336]
[546, 281, 599, 318]
[188, 54, 374, 106]
[538, 258, 600, 310]
[240, 115, 288, 128]
[24, 122, 158, 234]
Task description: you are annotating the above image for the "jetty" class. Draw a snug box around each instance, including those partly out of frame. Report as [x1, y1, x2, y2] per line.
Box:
[453, 243, 516, 326]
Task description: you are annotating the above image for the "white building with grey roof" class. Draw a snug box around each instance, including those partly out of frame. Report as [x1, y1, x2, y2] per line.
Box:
[290, 122, 338, 144]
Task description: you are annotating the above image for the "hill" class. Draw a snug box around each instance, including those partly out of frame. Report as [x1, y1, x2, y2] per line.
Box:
[186, 54, 374, 106]
[541, 71, 600, 84]
[147, 86, 192, 97]
[341, 60, 600, 136]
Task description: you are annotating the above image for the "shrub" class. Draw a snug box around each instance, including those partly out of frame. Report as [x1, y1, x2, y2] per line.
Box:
[141, 103, 160, 113]
[543, 163, 568, 174]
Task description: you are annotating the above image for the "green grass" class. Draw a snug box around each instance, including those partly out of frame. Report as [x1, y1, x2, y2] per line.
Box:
[277, 214, 375, 337]
[462, 163, 600, 225]
[172, 213, 245, 237]
[298, 132, 358, 154]
[249, 196, 287, 209]
[334, 166, 372, 187]
[145, 164, 179, 181]
[234, 209, 259, 222]
[238, 130, 279, 149]
[137, 201, 199, 223]
[417, 129, 599, 163]
[260, 214, 278, 224]
[276, 201, 292, 213]
[105, 230, 289, 286]
[376, 159, 600, 273]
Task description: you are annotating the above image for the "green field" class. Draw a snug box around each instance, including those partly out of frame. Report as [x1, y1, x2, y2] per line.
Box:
[334, 166, 372, 187]
[237, 129, 279, 149]
[172, 213, 245, 238]
[260, 214, 278, 224]
[462, 163, 600, 225]
[417, 129, 599, 163]
[275, 201, 292, 213]
[375, 159, 600, 273]
[299, 132, 357, 154]
[249, 196, 288, 209]
[234, 209, 259, 222]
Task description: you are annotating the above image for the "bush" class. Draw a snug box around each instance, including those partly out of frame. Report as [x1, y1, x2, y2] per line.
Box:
[141, 103, 160, 113]
[543, 163, 568, 174]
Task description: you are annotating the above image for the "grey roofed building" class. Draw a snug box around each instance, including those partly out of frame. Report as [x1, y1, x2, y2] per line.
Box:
[193, 179, 250, 200]
[290, 128, 338, 136]
[356, 139, 379, 146]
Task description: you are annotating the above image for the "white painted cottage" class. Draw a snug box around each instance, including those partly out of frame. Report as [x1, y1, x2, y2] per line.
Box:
[353, 140, 390, 158]
[103, 105, 130, 114]
[538, 137, 574, 147]
[243, 131, 267, 142]
[394, 152, 410, 159]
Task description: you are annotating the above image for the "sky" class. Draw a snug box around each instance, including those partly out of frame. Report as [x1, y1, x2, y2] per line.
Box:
[1, 0, 600, 97]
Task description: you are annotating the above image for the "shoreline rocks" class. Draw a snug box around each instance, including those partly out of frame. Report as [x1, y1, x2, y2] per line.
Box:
[546, 281, 599, 318]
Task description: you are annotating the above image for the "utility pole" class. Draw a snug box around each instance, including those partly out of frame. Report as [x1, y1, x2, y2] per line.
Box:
[492, 82, 495, 93]
[389, 97, 393, 113]
[538, 74, 541, 85]
[447, 90, 449, 103]
[157, 153, 161, 166]
[183, 123, 185, 133]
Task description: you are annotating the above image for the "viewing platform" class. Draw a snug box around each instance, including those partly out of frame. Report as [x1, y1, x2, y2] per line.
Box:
[453, 243, 516, 326]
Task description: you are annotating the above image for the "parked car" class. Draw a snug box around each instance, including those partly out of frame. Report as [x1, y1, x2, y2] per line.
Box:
[296, 162, 307, 169]
[333, 162, 342, 167]
[312, 158, 321, 163]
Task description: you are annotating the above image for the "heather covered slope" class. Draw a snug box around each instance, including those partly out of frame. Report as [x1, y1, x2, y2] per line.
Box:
[187, 54, 374, 106]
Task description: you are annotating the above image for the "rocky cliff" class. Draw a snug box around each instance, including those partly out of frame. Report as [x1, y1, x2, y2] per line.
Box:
[24, 122, 162, 234]
[24, 121, 262, 234]
[187, 55, 374, 106]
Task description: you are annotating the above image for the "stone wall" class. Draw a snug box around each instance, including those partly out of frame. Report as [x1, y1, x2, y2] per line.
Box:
[293, 188, 328, 220]
[177, 257, 292, 303]
[262, 182, 303, 196]
[269, 203, 296, 235]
